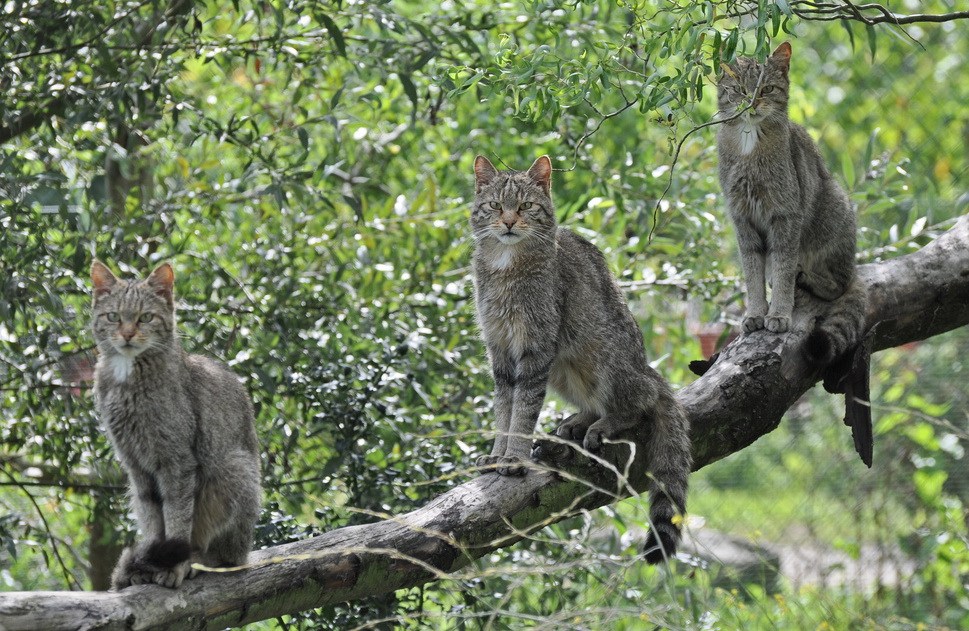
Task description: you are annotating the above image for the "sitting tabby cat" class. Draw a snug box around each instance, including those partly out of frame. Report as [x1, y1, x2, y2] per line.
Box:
[716, 42, 872, 464]
[471, 156, 692, 562]
[91, 260, 262, 588]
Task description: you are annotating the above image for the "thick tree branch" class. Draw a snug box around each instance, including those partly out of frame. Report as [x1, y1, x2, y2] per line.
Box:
[1, 216, 967, 630]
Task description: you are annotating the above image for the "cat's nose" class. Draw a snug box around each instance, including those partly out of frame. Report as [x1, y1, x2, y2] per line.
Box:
[120, 327, 136, 341]
[503, 220, 516, 230]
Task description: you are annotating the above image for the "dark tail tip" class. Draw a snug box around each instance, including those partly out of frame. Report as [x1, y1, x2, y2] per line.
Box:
[642, 525, 679, 564]
[689, 351, 720, 377]
[804, 330, 833, 367]
[144, 538, 192, 569]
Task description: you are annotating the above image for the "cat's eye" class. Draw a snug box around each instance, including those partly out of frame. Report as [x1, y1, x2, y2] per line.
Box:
[761, 86, 775, 94]
[519, 202, 533, 211]
[105, 312, 120, 323]
[138, 313, 154, 323]
[488, 201, 501, 210]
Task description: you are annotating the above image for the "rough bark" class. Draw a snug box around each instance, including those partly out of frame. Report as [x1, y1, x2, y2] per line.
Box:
[1, 216, 967, 631]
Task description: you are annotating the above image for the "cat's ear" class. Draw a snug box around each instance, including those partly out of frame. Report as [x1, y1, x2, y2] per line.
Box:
[91, 260, 118, 301]
[146, 262, 175, 307]
[473, 155, 499, 193]
[771, 41, 792, 71]
[526, 155, 552, 197]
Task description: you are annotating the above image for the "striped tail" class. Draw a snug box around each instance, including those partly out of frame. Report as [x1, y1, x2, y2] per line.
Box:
[803, 279, 874, 466]
[803, 279, 869, 367]
[642, 393, 692, 563]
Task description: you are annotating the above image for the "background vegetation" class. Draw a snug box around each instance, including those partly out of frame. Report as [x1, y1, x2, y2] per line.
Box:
[1, 0, 966, 628]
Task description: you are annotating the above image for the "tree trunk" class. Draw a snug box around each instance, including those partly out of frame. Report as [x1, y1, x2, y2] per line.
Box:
[1, 216, 967, 631]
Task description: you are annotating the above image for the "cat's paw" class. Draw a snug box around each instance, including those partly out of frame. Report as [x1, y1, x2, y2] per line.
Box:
[496, 456, 528, 476]
[125, 569, 155, 587]
[475, 454, 501, 473]
[554, 411, 598, 443]
[742, 315, 765, 333]
[111, 546, 153, 590]
[765, 315, 791, 333]
[153, 559, 192, 588]
[531, 437, 571, 464]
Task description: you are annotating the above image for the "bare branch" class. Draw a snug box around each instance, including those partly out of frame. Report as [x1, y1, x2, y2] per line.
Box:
[794, 1, 969, 25]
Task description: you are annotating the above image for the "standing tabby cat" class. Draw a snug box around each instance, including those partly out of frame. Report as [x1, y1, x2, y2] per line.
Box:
[91, 261, 261, 588]
[716, 42, 872, 463]
[471, 156, 692, 562]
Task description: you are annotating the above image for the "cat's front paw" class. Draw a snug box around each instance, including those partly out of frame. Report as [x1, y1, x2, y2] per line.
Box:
[742, 315, 765, 333]
[153, 559, 192, 588]
[765, 315, 791, 333]
[496, 456, 528, 476]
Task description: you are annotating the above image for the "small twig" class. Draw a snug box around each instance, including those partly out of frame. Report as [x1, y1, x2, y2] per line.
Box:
[0, 467, 84, 590]
[564, 98, 640, 172]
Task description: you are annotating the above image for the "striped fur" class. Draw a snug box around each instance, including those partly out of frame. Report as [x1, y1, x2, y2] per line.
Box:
[471, 156, 692, 562]
[716, 42, 868, 362]
[91, 261, 262, 589]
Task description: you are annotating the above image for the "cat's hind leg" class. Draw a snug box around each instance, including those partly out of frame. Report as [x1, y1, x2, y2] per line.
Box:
[553, 410, 599, 443]
[200, 525, 253, 572]
[582, 412, 641, 453]
[530, 410, 599, 464]
[796, 269, 847, 301]
[111, 546, 154, 589]
[111, 539, 193, 589]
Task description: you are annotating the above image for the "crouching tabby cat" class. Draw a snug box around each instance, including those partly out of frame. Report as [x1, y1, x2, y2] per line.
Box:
[471, 156, 692, 562]
[716, 42, 872, 464]
[91, 261, 262, 588]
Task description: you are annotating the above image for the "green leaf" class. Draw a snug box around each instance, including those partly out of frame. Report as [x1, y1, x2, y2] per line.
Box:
[841, 19, 856, 51]
[866, 23, 877, 60]
[841, 152, 855, 188]
[318, 13, 347, 58]
[400, 72, 419, 111]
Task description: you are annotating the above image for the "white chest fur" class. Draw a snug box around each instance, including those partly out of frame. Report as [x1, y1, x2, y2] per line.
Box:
[738, 116, 759, 155]
[488, 246, 518, 271]
[107, 354, 135, 382]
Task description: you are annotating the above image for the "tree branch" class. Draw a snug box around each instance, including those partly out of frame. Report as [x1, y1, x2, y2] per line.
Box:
[794, 1, 969, 25]
[1, 216, 967, 630]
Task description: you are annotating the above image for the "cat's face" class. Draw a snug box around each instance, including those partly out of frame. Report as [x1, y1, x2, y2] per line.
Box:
[91, 261, 176, 359]
[471, 156, 555, 246]
[717, 42, 791, 124]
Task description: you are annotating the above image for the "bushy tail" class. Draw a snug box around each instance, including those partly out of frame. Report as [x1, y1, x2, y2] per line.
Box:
[803, 279, 869, 367]
[642, 393, 692, 563]
[803, 279, 875, 467]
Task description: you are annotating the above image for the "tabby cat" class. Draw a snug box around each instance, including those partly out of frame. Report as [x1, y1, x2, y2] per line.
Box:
[471, 156, 692, 561]
[91, 260, 262, 588]
[716, 42, 872, 463]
